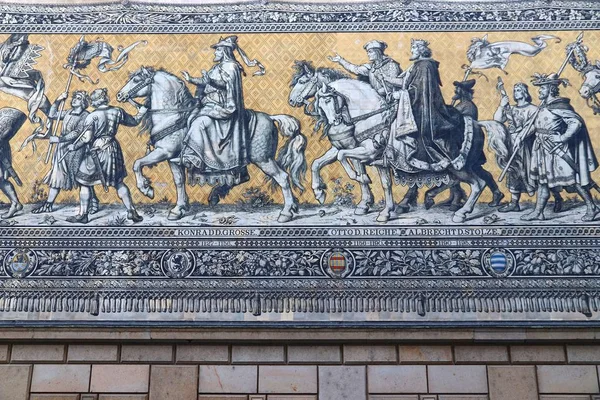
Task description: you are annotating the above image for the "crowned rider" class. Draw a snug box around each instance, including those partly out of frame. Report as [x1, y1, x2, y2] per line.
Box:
[381, 39, 468, 212]
[181, 35, 263, 206]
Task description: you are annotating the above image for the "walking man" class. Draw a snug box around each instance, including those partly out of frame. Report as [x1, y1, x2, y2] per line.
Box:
[523, 73, 598, 221]
[67, 88, 145, 224]
[32, 90, 100, 214]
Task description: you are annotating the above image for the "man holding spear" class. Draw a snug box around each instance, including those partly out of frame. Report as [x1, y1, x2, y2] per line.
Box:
[521, 72, 598, 221]
[32, 90, 100, 215]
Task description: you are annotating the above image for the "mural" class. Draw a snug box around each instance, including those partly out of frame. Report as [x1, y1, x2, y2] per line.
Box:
[0, 0, 599, 324]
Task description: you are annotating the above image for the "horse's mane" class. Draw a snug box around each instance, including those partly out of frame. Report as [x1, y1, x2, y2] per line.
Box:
[291, 60, 315, 86]
[131, 66, 195, 136]
[291, 60, 350, 86]
[316, 67, 350, 82]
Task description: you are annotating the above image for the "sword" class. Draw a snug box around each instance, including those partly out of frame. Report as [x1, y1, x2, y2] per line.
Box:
[499, 32, 584, 182]
[543, 136, 578, 171]
[89, 147, 109, 193]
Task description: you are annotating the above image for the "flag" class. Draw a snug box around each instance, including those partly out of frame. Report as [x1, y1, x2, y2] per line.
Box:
[0, 34, 48, 130]
[67, 37, 147, 82]
[466, 34, 561, 71]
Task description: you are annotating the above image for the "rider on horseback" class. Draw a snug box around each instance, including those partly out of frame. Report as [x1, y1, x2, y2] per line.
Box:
[381, 39, 470, 212]
[329, 40, 402, 101]
[181, 36, 263, 205]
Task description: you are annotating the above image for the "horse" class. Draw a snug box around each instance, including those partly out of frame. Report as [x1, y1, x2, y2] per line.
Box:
[314, 78, 508, 223]
[289, 61, 384, 216]
[117, 66, 307, 223]
[578, 62, 600, 112]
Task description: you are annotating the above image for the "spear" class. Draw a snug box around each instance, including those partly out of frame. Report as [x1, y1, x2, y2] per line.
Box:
[498, 32, 584, 182]
[44, 35, 85, 164]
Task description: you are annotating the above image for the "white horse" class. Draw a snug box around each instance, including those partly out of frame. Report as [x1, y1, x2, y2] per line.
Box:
[315, 80, 507, 223]
[117, 66, 307, 223]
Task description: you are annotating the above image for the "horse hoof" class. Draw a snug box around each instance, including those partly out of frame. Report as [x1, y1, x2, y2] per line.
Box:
[424, 196, 434, 210]
[278, 213, 293, 223]
[168, 210, 185, 221]
[376, 214, 389, 223]
[452, 213, 466, 223]
[314, 190, 326, 205]
[354, 206, 369, 215]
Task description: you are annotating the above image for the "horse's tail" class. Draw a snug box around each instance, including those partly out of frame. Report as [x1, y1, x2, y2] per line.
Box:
[270, 114, 307, 193]
[478, 120, 514, 171]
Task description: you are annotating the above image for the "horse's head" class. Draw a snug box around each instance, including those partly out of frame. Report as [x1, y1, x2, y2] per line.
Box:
[580, 62, 600, 100]
[289, 60, 318, 107]
[117, 66, 155, 103]
[315, 83, 350, 126]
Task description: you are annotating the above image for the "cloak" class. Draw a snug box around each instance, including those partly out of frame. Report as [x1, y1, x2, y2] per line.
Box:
[404, 58, 465, 164]
[183, 59, 250, 184]
[546, 97, 598, 187]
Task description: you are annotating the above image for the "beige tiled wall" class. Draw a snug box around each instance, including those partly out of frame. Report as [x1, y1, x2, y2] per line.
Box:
[1, 339, 600, 399]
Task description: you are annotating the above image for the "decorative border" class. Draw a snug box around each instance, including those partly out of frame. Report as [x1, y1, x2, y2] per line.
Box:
[0, 0, 597, 32]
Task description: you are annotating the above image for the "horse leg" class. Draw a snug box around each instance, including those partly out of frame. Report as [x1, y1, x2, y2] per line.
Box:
[133, 147, 171, 199]
[311, 147, 338, 204]
[451, 168, 486, 223]
[397, 185, 418, 214]
[255, 158, 297, 223]
[375, 166, 397, 223]
[337, 147, 372, 184]
[424, 184, 449, 210]
[167, 160, 189, 220]
[353, 160, 374, 215]
[472, 164, 504, 207]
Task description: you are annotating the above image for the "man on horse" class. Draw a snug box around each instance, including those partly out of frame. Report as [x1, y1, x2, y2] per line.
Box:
[523, 73, 599, 221]
[329, 40, 402, 101]
[181, 35, 262, 205]
[382, 39, 469, 211]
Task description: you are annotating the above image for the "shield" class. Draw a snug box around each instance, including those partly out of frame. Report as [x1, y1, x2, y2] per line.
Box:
[328, 252, 347, 276]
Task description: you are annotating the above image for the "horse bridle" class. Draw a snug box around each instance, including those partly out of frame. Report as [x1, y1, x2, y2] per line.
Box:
[317, 87, 348, 125]
[581, 68, 600, 114]
[121, 71, 155, 102]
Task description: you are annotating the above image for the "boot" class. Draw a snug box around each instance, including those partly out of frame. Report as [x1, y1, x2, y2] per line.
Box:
[521, 186, 549, 221]
[575, 184, 599, 222]
[488, 191, 505, 207]
[552, 189, 564, 213]
[127, 209, 143, 223]
[66, 213, 88, 224]
[424, 194, 435, 210]
[208, 185, 231, 206]
[499, 201, 520, 213]
[89, 198, 100, 215]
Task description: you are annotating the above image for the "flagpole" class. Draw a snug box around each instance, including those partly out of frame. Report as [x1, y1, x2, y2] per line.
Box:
[498, 32, 584, 182]
[44, 35, 84, 164]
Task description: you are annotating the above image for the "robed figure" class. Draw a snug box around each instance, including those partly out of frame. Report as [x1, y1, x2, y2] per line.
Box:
[182, 36, 262, 204]
[384, 39, 465, 174]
